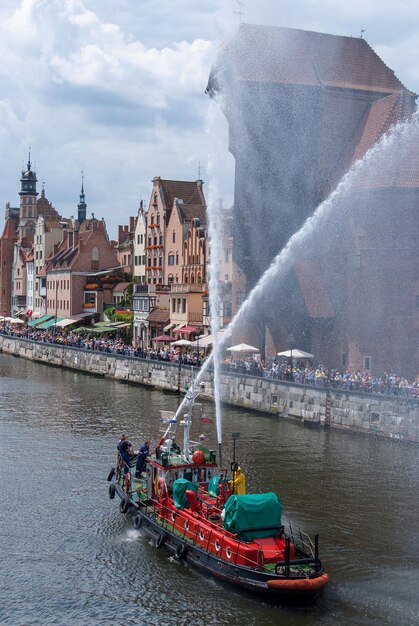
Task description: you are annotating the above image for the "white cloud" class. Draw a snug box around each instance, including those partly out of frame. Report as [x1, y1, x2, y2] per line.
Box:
[0, 0, 417, 239]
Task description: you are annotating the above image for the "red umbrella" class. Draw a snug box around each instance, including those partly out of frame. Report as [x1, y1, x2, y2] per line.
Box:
[153, 334, 175, 342]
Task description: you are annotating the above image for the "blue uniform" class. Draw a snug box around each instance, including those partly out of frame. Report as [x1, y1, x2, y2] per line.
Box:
[135, 443, 150, 478]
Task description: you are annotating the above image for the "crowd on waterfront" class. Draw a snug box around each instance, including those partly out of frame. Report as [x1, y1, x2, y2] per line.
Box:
[1, 322, 418, 398]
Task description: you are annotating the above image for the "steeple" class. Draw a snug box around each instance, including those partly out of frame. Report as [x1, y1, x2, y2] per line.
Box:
[19, 147, 38, 198]
[78, 172, 87, 223]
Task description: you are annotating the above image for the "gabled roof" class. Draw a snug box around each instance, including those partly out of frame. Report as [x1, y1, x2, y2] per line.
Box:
[178, 203, 207, 225]
[158, 179, 205, 210]
[215, 24, 413, 95]
[1, 217, 18, 240]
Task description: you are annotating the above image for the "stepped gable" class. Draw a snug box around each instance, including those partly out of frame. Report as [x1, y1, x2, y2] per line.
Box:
[36, 188, 61, 220]
[217, 23, 412, 95]
[159, 180, 205, 211]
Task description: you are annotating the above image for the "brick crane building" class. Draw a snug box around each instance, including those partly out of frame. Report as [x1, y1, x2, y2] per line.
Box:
[207, 24, 419, 376]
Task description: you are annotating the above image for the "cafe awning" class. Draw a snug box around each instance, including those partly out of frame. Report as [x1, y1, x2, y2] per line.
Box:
[37, 316, 65, 329]
[28, 314, 54, 327]
[55, 312, 94, 328]
[176, 325, 197, 334]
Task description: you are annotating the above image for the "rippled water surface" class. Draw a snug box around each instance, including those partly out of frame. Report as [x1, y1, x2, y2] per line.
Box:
[0, 353, 418, 625]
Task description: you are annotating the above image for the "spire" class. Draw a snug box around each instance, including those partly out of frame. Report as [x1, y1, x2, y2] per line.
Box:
[78, 171, 87, 223]
[27, 144, 31, 171]
[41, 181, 45, 198]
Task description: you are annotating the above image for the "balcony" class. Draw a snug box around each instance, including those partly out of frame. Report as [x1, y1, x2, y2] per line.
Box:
[170, 283, 205, 294]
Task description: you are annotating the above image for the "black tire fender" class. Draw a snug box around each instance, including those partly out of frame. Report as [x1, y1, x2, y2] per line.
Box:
[155, 532, 165, 549]
[133, 514, 143, 529]
[120, 497, 130, 514]
[175, 542, 187, 560]
[107, 468, 115, 482]
[109, 483, 116, 499]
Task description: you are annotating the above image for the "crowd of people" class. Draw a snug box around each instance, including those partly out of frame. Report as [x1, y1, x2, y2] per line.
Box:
[1, 321, 418, 398]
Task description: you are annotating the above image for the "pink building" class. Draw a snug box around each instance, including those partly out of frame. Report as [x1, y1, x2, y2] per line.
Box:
[146, 177, 205, 286]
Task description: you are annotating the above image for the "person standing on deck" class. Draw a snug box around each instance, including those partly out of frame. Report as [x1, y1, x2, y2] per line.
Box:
[117, 434, 133, 475]
[229, 466, 246, 495]
[135, 441, 150, 478]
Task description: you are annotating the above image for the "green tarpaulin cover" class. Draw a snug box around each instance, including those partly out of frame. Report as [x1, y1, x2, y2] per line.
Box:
[208, 475, 220, 496]
[172, 478, 198, 509]
[223, 492, 283, 540]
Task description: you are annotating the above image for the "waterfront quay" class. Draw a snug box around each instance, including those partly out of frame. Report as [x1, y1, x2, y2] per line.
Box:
[1, 334, 418, 443]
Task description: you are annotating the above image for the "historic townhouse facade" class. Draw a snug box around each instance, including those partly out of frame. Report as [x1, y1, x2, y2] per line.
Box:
[133, 200, 147, 284]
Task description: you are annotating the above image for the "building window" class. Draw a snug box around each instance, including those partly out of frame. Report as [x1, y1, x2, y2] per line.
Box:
[172, 231, 176, 243]
[157, 214, 160, 224]
[92, 246, 99, 271]
[151, 214, 154, 224]
[341, 352, 347, 368]
[154, 236, 157, 245]
[364, 356, 371, 371]
[182, 298, 186, 314]
[168, 254, 174, 266]
[176, 253, 179, 265]
[168, 274, 174, 284]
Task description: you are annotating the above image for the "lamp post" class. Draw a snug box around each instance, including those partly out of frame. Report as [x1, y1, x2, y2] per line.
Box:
[231, 431, 240, 494]
[195, 332, 200, 367]
[288, 331, 296, 381]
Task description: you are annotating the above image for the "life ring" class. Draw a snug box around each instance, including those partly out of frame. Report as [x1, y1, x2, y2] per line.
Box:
[107, 468, 115, 482]
[158, 478, 168, 501]
[175, 543, 187, 560]
[120, 497, 130, 514]
[155, 532, 165, 549]
[109, 483, 116, 499]
[133, 514, 143, 529]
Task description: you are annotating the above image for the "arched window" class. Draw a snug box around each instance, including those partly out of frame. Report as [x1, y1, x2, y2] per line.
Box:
[91, 246, 99, 270]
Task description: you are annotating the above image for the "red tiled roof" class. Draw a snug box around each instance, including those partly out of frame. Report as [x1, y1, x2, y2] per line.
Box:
[1, 218, 18, 240]
[294, 262, 334, 318]
[159, 180, 205, 210]
[178, 203, 207, 225]
[146, 308, 170, 323]
[351, 112, 419, 189]
[221, 24, 412, 95]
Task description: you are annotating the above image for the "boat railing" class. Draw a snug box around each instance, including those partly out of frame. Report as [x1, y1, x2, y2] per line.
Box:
[284, 523, 315, 558]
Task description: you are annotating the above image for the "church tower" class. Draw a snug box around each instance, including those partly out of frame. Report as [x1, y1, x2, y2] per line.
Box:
[18, 150, 38, 240]
[77, 174, 87, 223]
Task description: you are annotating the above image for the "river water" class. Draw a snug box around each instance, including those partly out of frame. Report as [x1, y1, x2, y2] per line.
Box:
[0, 352, 418, 626]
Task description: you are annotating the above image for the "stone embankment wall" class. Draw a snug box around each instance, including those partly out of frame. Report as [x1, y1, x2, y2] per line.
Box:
[1, 336, 418, 443]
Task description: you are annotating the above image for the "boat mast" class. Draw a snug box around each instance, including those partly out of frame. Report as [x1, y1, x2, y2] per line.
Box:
[180, 387, 195, 460]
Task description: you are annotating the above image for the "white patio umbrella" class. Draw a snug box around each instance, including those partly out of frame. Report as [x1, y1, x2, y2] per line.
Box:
[171, 339, 192, 347]
[277, 348, 314, 359]
[9, 318, 25, 324]
[226, 343, 259, 354]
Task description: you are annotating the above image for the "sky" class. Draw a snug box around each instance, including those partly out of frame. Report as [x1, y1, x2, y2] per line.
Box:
[0, 0, 418, 240]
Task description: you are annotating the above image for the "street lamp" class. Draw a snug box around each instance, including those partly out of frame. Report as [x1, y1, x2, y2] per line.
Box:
[195, 332, 200, 367]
